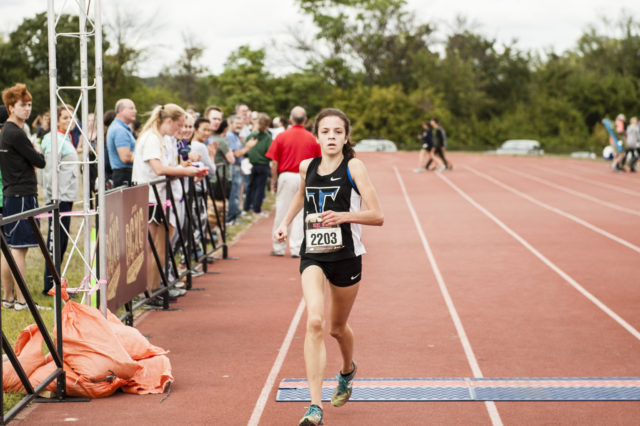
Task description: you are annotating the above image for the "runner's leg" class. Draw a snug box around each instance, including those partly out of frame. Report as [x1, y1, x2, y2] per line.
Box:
[329, 282, 360, 374]
[301, 265, 327, 408]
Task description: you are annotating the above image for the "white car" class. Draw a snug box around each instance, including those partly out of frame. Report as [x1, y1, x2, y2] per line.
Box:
[354, 138, 398, 152]
[496, 139, 544, 155]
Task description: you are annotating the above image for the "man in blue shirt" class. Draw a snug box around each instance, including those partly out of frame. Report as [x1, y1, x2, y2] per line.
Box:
[106, 99, 137, 187]
[225, 115, 256, 224]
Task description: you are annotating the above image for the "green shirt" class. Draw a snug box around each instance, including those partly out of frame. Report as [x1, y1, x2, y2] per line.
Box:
[245, 130, 272, 166]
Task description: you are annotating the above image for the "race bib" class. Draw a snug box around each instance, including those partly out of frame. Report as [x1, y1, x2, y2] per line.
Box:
[305, 213, 343, 254]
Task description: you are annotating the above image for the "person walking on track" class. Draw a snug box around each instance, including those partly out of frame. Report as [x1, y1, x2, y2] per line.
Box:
[431, 117, 452, 171]
[274, 108, 384, 426]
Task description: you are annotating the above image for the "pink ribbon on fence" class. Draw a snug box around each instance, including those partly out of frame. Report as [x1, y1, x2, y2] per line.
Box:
[148, 200, 173, 208]
[35, 209, 97, 219]
[66, 276, 108, 296]
[35, 200, 172, 219]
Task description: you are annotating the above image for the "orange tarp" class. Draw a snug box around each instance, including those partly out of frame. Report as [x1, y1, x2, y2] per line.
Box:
[2, 301, 173, 398]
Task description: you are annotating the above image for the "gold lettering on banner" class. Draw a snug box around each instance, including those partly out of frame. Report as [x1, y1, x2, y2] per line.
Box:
[106, 212, 121, 300]
[126, 204, 145, 284]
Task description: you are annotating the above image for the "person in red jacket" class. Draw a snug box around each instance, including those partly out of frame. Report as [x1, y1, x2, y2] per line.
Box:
[266, 106, 321, 257]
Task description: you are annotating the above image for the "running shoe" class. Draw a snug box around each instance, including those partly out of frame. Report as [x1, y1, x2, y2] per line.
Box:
[14, 301, 52, 311]
[331, 361, 357, 407]
[2, 299, 15, 309]
[168, 288, 187, 297]
[299, 404, 323, 425]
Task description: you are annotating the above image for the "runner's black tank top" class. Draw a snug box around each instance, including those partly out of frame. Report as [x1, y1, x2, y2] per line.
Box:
[300, 156, 365, 261]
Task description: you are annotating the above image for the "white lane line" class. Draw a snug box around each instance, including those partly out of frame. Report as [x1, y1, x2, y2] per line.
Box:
[500, 166, 640, 217]
[436, 171, 640, 342]
[465, 166, 640, 255]
[248, 298, 306, 426]
[529, 164, 640, 197]
[394, 167, 503, 426]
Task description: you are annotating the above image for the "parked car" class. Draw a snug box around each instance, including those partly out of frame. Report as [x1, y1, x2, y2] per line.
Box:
[496, 139, 544, 155]
[354, 138, 398, 152]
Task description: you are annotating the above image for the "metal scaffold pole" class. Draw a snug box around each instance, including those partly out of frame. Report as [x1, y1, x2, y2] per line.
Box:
[47, 0, 107, 316]
[95, 0, 107, 316]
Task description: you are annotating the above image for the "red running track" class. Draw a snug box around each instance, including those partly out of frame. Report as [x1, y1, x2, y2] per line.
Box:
[19, 152, 640, 425]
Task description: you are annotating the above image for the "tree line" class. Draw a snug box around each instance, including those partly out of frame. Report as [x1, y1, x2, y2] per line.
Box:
[1, 0, 638, 153]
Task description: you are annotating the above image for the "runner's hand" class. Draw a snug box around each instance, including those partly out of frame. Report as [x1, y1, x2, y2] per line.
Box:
[319, 210, 346, 226]
[274, 224, 287, 242]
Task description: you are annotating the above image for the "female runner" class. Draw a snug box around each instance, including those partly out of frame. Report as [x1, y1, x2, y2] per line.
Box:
[274, 108, 383, 425]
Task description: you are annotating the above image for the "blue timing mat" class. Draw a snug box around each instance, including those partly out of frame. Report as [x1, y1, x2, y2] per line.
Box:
[277, 377, 640, 402]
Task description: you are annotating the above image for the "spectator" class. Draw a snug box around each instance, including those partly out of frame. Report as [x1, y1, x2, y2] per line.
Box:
[103, 109, 116, 185]
[76, 112, 99, 204]
[243, 113, 272, 215]
[212, 117, 234, 202]
[0, 83, 49, 311]
[32, 111, 50, 144]
[226, 114, 257, 224]
[189, 117, 217, 261]
[132, 104, 203, 293]
[106, 98, 137, 187]
[270, 116, 287, 138]
[191, 117, 216, 177]
[235, 103, 252, 141]
[130, 119, 141, 139]
[0, 105, 7, 282]
[41, 104, 79, 295]
[266, 106, 321, 257]
[205, 106, 224, 170]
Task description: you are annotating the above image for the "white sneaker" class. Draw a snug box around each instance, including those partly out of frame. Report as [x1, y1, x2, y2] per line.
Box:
[2, 299, 15, 309]
[438, 165, 446, 172]
[168, 288, 187, 297]
[14, 301, 52, 311]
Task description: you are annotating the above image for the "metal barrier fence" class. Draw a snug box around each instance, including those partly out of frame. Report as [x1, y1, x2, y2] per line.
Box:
[118, 168, 230, 325]
[1, 166, 232, 422]
[0, 202, 80, 424]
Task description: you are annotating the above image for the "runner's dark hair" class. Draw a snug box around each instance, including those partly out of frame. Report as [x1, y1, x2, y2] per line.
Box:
[313, 108, 355, 159]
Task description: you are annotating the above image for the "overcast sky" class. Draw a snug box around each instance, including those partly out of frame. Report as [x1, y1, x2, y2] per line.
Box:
[1, 0, 638, 77]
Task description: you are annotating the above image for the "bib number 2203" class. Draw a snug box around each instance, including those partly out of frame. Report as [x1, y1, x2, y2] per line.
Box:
[305, 213, 343, 254]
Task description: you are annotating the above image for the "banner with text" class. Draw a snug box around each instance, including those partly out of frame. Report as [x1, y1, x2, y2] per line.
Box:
[105, 184, 148, 311]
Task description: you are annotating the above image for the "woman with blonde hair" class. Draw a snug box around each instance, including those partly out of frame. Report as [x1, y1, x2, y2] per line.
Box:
[132, 104, 206, 293]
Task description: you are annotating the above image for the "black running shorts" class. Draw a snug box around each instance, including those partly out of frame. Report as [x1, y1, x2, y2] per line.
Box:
[300, 256, 362, 287]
